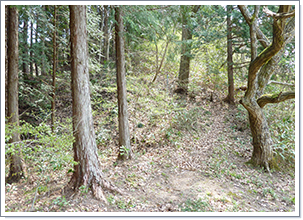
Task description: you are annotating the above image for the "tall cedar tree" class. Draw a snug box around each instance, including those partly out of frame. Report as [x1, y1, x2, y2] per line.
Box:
[223, 5, 235, 104]
[115, 6, 132, 160]
[177, 5, 192, 94]
[6, 6, 24, 184]
[176, 5, 200, 94]
[68, 5, 122, 202]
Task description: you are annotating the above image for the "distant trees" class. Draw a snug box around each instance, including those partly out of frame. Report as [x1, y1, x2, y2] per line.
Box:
[238, 5, 295, 170]
[6, 6, 24, 183]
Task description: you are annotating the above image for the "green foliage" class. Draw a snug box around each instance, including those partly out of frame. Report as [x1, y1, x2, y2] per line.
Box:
[119, 145, 130, 156]
[52, 196, 70, 208]
[19, 78, 52, 118]
[180, 197, 213, 212]
[262, 84, 295, 170]
[5, 118, 75, 182]
[170, 106, 210, 134]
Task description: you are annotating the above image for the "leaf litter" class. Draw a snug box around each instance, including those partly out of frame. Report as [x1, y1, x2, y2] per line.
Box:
[5, 76, 295, 213]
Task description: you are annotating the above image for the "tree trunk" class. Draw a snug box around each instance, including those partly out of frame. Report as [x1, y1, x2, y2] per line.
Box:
[5, 5, 8, 117]
[177, 5, 192, 94]
[68, 5, 122, 202]
[51, 6, 57, 133]
[35, 11, 39, 76]
[30, 16, 34, 75]
[41, 6, 46, 76]
[223, 5, 235, 104]
[248, 109, 273, 168]
[103, 5, 109, 64]
[115, 6, 132, 161]
[22, 12, 30, 78]
[239, 5, 294, 169]
[6, 6, 24, 184]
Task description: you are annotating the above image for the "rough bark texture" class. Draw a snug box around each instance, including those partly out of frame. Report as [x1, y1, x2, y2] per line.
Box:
[257, 15, 295, 97]
[177, 5, 192, 94]
[239, 5, 294, 169]
[115, 6, 132, 161]
[223, 5, 235, 104]
[69, 5, 123, 202]
[257, 92, 295, 108]
[7, 6, 24, 184]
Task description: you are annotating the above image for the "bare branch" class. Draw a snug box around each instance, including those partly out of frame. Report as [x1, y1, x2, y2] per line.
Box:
[257, 91, 295, 108]
[238, 5, 270, 48]
[147, 5, 171, 11]
[238, 5, 252, 25]
[268, 80, 295, 87]
[263, 6, 295, 19]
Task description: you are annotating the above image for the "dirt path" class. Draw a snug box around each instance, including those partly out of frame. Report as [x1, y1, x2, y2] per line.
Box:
[5, 96, 295, 213]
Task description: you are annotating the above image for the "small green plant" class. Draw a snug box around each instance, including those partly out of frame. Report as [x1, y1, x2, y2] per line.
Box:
[79, 185, 89, 194]
[107, 195, 115, 205]
[119, 145, 130, 156]
[52, 196, 70, 208]
[180, 198, 213, 212]
[262, 188, 277, 199]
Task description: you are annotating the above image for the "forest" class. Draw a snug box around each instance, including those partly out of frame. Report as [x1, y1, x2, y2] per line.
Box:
[4, 4, 297, 214]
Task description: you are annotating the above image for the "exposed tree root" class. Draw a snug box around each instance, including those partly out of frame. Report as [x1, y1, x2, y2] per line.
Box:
[63, 171, 125, 205]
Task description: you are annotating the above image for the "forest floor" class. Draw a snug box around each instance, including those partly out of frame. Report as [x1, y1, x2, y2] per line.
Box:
[5, 74, 296, 214]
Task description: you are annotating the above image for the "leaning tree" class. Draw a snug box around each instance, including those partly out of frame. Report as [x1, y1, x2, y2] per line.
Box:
[238, 5, 295, 171]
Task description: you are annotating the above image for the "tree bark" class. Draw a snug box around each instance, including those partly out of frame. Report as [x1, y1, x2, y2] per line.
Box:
[5, 5, 8, 117]
[103, 5, 109, 64]
[239, 5, 294, 169]
[30, 15, 34, 75]
[22, 12, 30, 77]
[68, 5, 123, 202]
[35, 11, 39, 76]
[6, 6, 24, 184]
[257, 91, 295, 108]
[70, 4, 101, 195]
[177, 5, 192, 94]
[223, 5, 235, 104]
[115, 6, 132, 161]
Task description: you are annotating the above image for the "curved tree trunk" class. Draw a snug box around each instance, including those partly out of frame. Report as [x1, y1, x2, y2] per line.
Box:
[68, 5, 122, 202]
[239, 5, 294, 169]
[7, 6, 24, 184]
